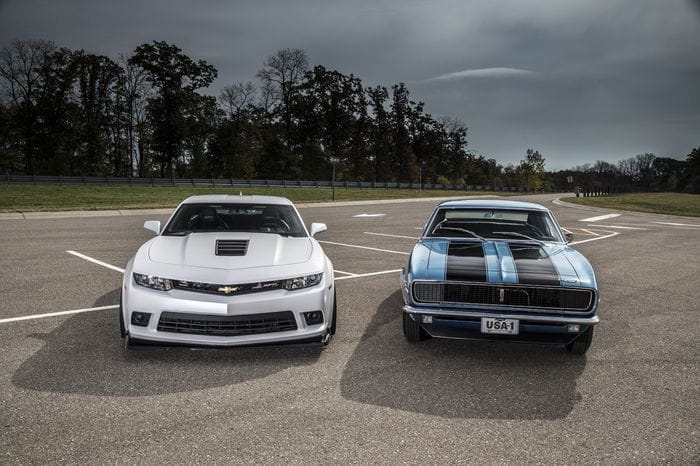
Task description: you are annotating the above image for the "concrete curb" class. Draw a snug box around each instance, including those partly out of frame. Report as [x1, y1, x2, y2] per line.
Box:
[0, 212, 25, 220]
[24, 210, 123, 219]
[553, 196, 700, 221]
[295, 195, 496, 209]
[0, 195, 499, 220]
[0, 208, 176, 220]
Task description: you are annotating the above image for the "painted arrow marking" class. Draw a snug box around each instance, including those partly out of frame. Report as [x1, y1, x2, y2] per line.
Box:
[578, 213, 621, 222]
[588, 224, 647, 230]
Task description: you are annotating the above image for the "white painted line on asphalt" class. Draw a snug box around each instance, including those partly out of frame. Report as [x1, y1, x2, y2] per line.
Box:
[353, 213, 386, 218]
[0, 305, 118, 324]
[318, 240, 410, 256]
[333, 270, 357, 277]
[652, 221, 700, 227]
[66, 250, 125, 273]
[568, 231, 619, 245]
[612, 222, 660, 227]
[580, 229, 600, 236]
[590, 224, 647, 230]
[364, 231, 419, 240]
[560, 227, 597, 236]
[579, 213, 621, 222]
[335, 269, 402, 281]
[581, 221, 658, 228]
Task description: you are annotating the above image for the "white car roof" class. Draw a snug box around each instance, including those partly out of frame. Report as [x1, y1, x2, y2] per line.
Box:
[180, 195, 294, 206]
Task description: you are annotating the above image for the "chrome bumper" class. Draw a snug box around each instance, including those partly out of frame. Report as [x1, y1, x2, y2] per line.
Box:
[403, 304, 600, 325]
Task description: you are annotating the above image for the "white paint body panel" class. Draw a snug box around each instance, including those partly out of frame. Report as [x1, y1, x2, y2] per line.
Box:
[122, 196, 334, 346]
[148, 233, 313, 270]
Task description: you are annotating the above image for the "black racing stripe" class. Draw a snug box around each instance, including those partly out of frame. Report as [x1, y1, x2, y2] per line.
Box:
[446, 242, 487, 282]
[508, 244, 560, 286]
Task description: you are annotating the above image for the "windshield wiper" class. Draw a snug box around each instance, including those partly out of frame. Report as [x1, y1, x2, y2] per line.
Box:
[491, 231, 545, 244]
[433, 225, 486, 241]
[430, 219, 448, 235]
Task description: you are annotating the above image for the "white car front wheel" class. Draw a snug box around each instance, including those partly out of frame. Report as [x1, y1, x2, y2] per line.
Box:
[119, 292, 127, 339]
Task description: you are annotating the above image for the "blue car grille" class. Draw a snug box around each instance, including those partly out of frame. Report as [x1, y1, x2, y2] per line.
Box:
[412, 281, 594, 312]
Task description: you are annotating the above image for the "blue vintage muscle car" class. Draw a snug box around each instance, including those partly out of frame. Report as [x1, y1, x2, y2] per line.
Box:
[401, 200, 599, 354]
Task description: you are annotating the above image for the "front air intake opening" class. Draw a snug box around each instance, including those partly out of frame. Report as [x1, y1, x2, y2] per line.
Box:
[215, 239, 249, 256]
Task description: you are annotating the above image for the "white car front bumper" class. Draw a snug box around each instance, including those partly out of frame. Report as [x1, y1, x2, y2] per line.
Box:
[122, 274, 334, 347]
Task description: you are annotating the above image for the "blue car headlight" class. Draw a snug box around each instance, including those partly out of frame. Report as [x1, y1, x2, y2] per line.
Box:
[133, 273, 173, 291]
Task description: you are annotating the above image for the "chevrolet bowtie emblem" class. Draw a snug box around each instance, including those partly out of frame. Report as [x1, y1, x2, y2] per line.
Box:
[217, 286, 239, 294]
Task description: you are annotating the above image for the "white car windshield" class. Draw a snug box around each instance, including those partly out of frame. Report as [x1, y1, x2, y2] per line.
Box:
[426, 208, 563, 242]
[163, 203, 307, 237]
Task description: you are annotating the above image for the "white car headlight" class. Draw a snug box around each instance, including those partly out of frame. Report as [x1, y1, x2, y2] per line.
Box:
[281, 273, 323, 290]
[132, 272, 322, 293]
[133, 273, 173, 291]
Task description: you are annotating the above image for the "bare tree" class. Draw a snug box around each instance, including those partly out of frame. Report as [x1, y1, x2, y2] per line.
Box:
[256, 48, 308, 148]
[118, 54, 150, 176]
[0, 39, 56, 174]
[437, 116, 467, 134]
[219, 81, 257, 119]
[258, 79, 277, 116]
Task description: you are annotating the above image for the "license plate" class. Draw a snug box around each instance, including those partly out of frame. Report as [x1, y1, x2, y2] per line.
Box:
[481, 317, 519, 335]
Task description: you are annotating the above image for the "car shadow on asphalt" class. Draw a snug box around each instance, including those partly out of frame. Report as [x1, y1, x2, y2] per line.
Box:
[340, 290, 587, 420]
[12, 288, 321, 397]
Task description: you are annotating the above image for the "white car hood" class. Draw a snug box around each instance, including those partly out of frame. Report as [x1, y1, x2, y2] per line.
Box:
[148, 233, 313, 270]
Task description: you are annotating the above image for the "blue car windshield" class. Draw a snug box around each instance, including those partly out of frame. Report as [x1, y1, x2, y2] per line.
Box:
[163, 203, 307, 237]
[426, 208, 563, 242]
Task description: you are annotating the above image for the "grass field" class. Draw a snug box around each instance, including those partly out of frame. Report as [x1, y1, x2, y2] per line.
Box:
[0, 184, 519, 212]
[563, 192, 700, 217]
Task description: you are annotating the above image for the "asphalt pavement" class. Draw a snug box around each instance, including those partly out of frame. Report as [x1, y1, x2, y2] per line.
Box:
[0, 193, 698, 463]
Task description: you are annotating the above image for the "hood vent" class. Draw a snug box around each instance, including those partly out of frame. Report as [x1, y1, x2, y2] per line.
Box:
[215, 239, 249, 256]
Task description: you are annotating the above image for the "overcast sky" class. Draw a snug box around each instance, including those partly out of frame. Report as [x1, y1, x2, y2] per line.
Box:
[1, 0, 698, 169]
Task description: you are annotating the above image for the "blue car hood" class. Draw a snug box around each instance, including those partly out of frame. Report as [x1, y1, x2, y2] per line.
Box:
[409, 238, 596, 289]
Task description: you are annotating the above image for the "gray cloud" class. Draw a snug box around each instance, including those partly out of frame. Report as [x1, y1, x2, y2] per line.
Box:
[425, 67, 535, 82]
[0, 0, 698, 169]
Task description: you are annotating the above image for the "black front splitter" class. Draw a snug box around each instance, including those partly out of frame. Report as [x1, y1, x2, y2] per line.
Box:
[124, 332, 330, 350]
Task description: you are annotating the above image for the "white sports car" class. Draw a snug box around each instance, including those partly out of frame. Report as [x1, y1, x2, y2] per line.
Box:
[120, 195, 336, 348]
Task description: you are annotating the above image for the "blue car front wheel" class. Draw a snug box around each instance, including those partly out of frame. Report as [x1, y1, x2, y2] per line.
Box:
[403, 312, 431, 343]
[566, 326, 594, 355]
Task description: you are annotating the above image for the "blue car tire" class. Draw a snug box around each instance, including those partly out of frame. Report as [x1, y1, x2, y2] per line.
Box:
[403, 312, 430, 343]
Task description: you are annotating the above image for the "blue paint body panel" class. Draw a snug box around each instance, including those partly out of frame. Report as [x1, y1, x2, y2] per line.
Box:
[438, 199, 549, 211]
[557, 246, 597, 289]
[409, 239, 596, 286]
[409, 239, 448, 280]
[482, 242, 501, 283]
[493, 241, 519, 283]
[403, 200, 600, 346]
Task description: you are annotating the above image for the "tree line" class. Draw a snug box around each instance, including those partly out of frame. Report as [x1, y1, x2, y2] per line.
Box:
[1, 39, 697, 192]
[551, 150, 700, 194]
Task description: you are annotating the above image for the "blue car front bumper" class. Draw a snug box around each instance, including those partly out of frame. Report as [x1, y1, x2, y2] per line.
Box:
[403, 305, 599, 345]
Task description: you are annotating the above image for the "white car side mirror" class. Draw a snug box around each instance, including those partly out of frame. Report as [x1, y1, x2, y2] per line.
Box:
[309, 223, 327, 237]
[144, 220, 161, 235]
